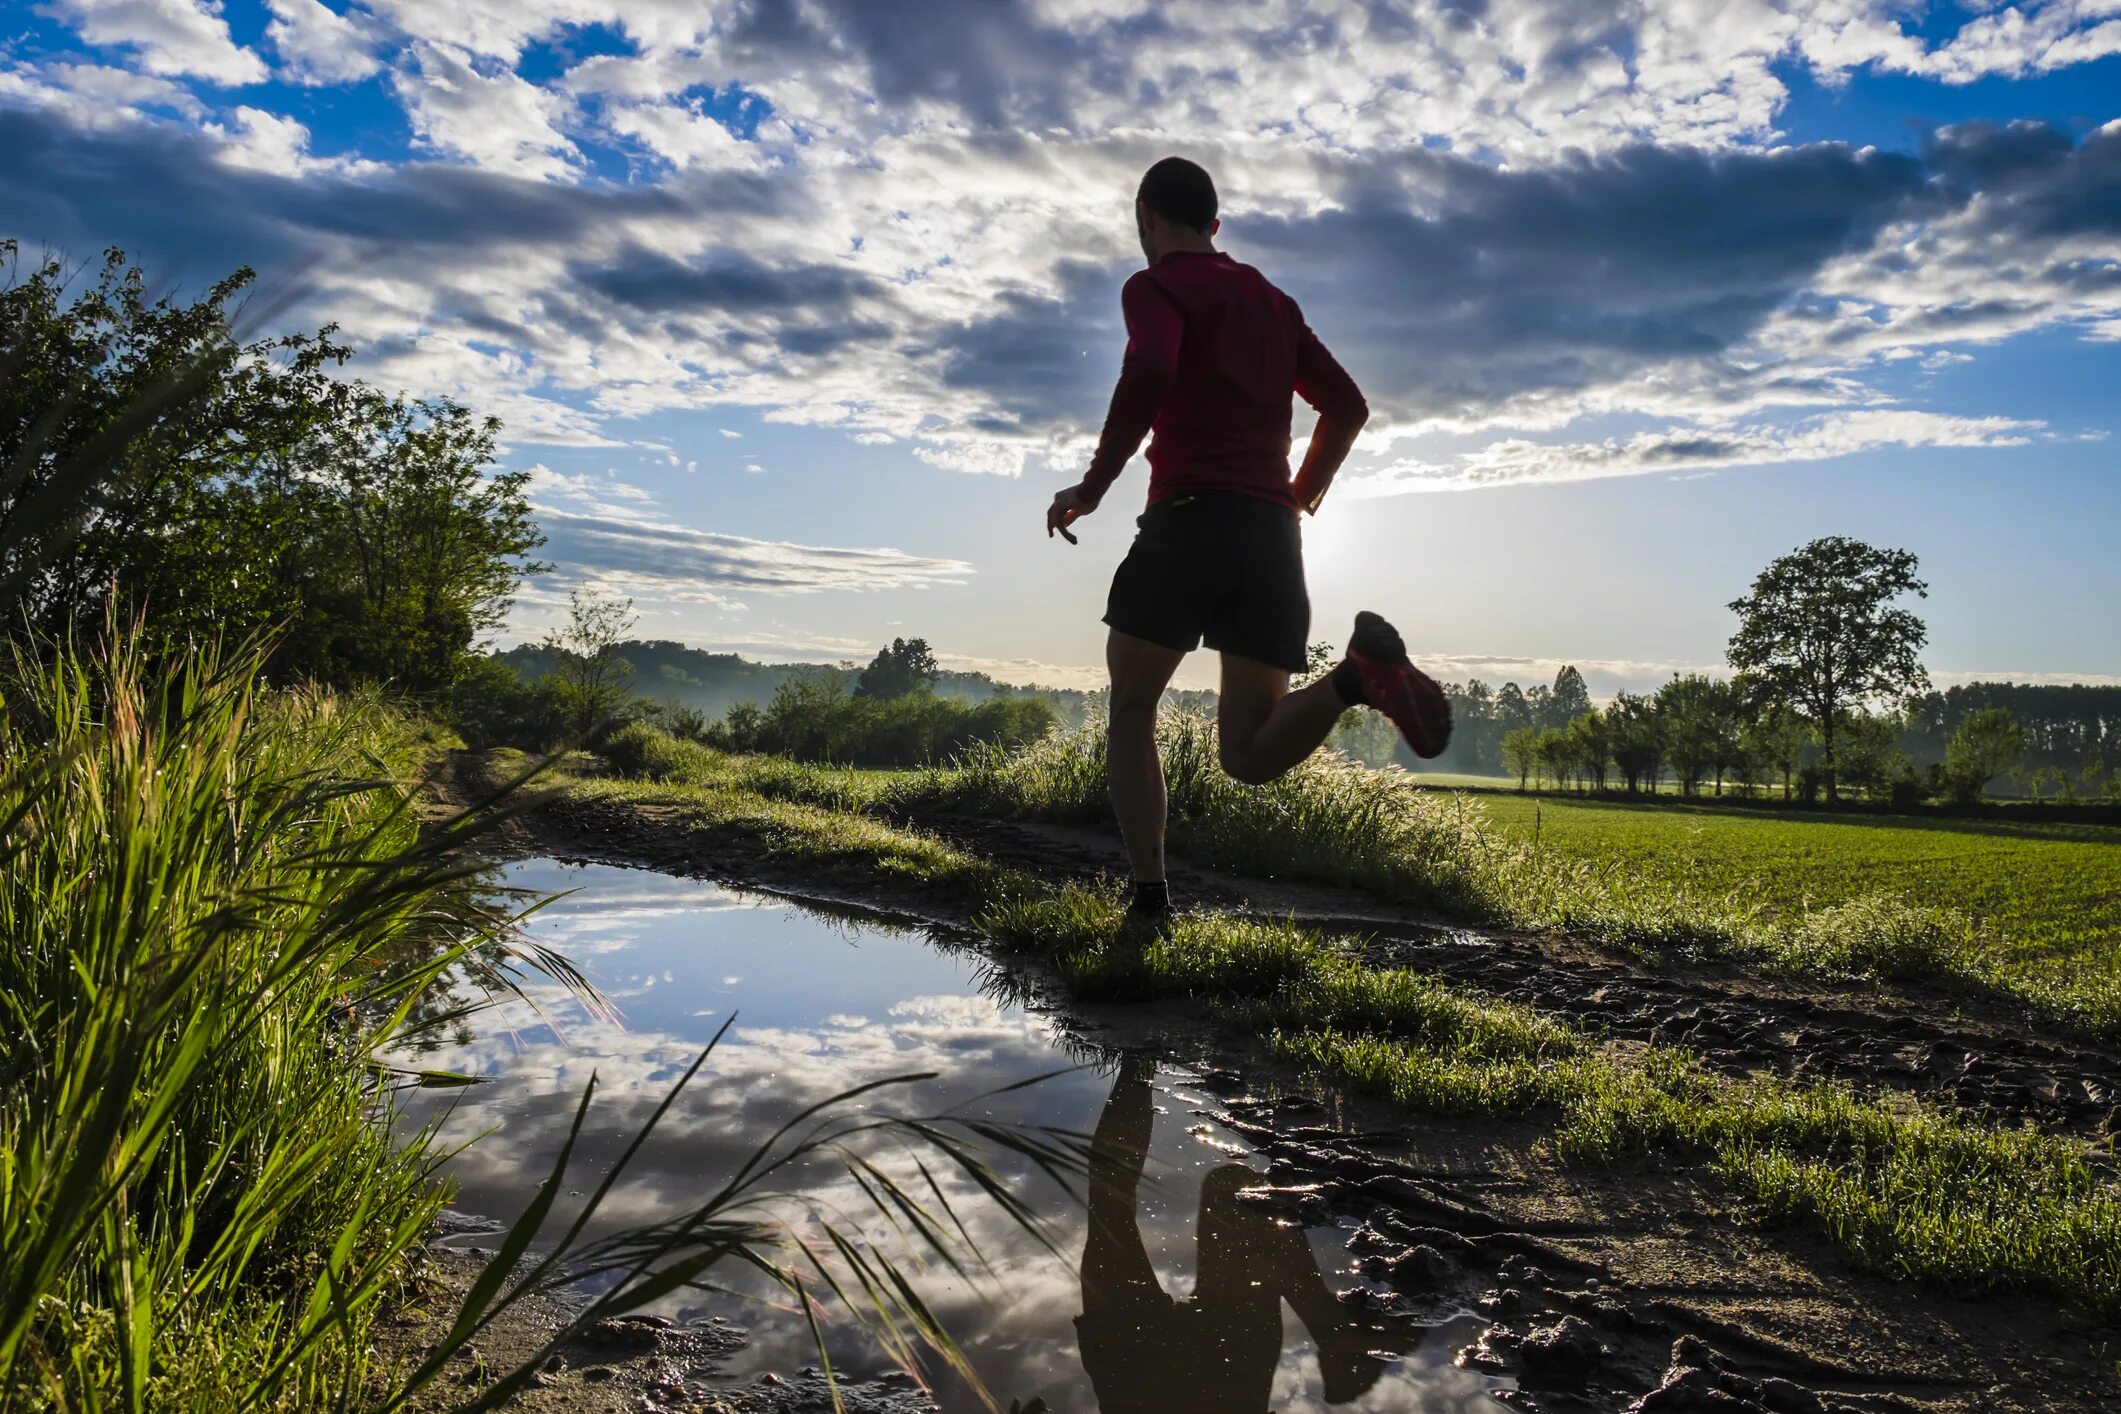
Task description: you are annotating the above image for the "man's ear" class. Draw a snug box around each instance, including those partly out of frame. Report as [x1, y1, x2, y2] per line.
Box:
[1208, 217, 1221, 238]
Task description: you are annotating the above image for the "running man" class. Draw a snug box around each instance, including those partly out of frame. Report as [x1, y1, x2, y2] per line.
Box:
[1045, 156, 1451, 934]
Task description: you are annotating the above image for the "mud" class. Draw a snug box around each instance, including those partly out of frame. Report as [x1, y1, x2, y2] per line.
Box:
[405, 754, 2121, 1413]
[911, 814, 2121, 1146]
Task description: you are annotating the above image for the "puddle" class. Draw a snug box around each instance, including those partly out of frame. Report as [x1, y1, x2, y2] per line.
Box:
[397, 859, 1508, 1412]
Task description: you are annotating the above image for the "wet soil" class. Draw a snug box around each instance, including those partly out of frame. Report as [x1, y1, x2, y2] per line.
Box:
[408, 754, 2121, 1413]
[378, 1243, 941, 1413]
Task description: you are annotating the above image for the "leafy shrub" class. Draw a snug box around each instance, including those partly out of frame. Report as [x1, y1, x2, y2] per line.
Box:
[600, 719, 724, 782]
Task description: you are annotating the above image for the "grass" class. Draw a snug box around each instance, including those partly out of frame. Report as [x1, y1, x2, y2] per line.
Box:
[1477, 792, 2121, 971]
[881, 717, 2121, 1039]
[0, 656, 1103, 1412]
[0, 634, 572, 1410]
[981, 888, 2121, 1314]
[555, 736, 2121, 1317]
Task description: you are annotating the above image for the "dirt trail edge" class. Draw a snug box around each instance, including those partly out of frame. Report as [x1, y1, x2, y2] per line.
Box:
[402, 754, 2121, 1414]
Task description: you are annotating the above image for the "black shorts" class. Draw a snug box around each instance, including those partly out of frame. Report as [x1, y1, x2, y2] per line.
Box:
[1103, 491, 1309, 673]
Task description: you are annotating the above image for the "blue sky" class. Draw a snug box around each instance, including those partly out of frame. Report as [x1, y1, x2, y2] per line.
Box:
[2, 0, 2116, 694]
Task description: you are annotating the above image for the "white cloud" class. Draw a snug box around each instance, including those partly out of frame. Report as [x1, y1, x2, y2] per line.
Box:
[40, 0, 266, 84]
[263, 0, 386, 85]
[605, 97, 761, 171]
[0, 60, 205, 123]
[1347, 409, 2055, 495]
[391, 39, 580, 178]
[7, 0, 2117, 500]
[206, 105, 363, 176]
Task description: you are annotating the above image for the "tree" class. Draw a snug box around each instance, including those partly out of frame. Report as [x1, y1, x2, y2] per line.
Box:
[1533, 725, 1571, 789]
[1495, 682, 1531, 738]
[1551, 665, 1592, 726]
[1525, 683, 1556, 731]
[1726, 536, 1929, 801]
[1655, 675, 1736, 797]
[545, 589, 637, 738]
[1942, 706, 2026, 803]
[1835, 711, 1907, 801]
[1501, 726, 1540, 790]
[1606, 692, 1666, 793]
[0, 244, 546, 693]
[283, 391, 544, 696]
[1566, 711, 1611, 791]
[1742, 704, 1811, 800]
[854, 637, 940, 700]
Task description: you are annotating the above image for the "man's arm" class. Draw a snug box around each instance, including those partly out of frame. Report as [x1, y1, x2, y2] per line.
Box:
[1288, 317, 1368, 514]
[1078, 274, 1182, 506]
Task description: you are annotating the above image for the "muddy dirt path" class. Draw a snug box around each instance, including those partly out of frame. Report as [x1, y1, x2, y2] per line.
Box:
[908, 814, 2121, 1148]
[412, 756, 2121, 1413]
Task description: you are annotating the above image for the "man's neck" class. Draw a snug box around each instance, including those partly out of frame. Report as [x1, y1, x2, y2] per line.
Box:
[1153, 236, 1218, 262]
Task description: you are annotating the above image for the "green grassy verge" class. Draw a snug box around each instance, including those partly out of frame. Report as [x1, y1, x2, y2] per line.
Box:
[554, 745, 2121, 1317]
[882, 717, 2121, 1040]
[0, 641, 563, 1410]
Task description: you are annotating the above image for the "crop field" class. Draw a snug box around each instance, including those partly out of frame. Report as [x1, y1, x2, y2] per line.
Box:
[1471, 792, 2121, 969]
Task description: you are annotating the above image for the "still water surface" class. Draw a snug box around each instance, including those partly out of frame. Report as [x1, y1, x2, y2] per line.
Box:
[398, 859, 1508, 1412]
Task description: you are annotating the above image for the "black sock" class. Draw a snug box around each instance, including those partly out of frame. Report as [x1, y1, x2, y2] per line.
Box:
[1329, 659, 1367, 708]
[1131, 879, 1170, 912]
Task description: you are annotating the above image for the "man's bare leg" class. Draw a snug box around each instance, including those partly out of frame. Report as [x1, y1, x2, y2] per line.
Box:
[1106, 629, 1185, 884]
[1215, 652, 1349, 785]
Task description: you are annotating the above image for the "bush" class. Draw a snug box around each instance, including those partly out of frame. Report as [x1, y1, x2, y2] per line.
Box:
[600, 719, 723, 782]
[450, 653, 566, 750]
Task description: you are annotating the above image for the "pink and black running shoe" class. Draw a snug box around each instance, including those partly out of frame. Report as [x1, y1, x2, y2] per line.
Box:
[1347, 610, 1452, 758]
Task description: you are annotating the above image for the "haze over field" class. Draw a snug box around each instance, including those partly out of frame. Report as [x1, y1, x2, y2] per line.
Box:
[2, 0, 2117, 692]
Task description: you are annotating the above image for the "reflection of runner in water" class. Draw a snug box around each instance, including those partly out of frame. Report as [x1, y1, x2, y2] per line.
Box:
[1075, 1058, 1393, 1412]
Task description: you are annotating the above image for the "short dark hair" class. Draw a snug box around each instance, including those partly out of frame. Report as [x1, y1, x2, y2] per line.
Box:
[1137, 157, 1217, 233]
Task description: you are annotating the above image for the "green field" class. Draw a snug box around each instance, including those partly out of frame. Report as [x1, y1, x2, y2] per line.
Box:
[1471, 792, 2121, 968]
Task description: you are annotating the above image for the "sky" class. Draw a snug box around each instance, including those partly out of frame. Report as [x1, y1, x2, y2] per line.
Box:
[1, 0, 2117, 696]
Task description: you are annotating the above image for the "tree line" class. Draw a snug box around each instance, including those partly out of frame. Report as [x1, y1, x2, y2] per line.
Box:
[460, 599, 1055, 767]
[1428, 537, 2113, 806]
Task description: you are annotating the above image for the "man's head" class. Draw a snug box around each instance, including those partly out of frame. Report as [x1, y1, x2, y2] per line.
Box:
[1135, 156, 1219, 262]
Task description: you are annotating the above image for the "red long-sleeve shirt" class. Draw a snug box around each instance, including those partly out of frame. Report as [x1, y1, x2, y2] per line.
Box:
[1079, 250, 1366, 512]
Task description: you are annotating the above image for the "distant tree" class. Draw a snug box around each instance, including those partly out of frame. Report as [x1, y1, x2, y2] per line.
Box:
[1501, 726, 1540, 790]
[854, 637, 941, 700]
[1607, 692, 1666, 793]
[1525, 683, 1556, 731]
[1742, 703, 1811, 800]
[1551, 665, 1593, 725]
[545, 589, 637, 738]
[716, 701, 767, 753]
[1495, 682, 1531, 737]
[1331, 706, 1404, 768]
[1727, 536, 1929, 802]
[1942, 706, 2027, 804]
[1566, 711, 1611, 791]
[1655, 675, 1734, 797]
[1835, 711, 1908, 801]
[1533, 725, 1570, 789]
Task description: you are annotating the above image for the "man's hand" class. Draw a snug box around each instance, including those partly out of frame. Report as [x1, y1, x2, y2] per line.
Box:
[1046, 484, 1098, 544]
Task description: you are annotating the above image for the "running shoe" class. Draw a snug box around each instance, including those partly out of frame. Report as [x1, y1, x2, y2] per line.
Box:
[1346, 610, 1452, 758]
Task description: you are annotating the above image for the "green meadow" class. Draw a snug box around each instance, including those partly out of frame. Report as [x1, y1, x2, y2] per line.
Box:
[1471, 792, 2121, 969]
